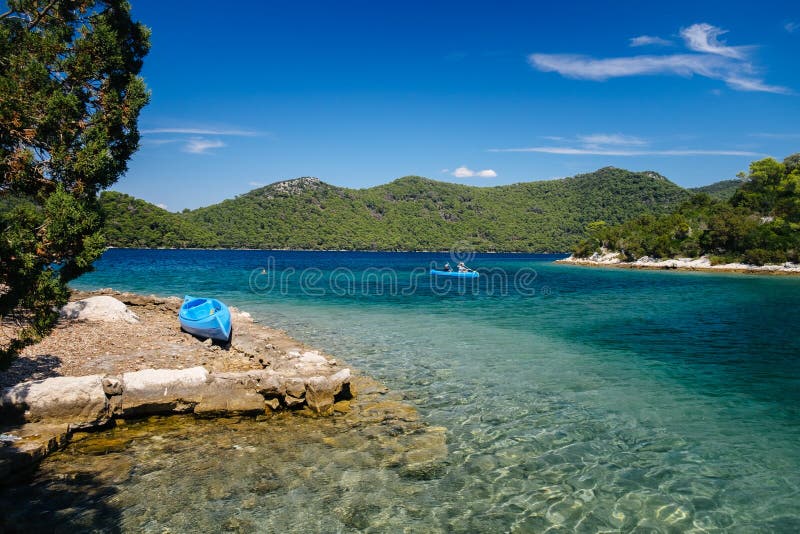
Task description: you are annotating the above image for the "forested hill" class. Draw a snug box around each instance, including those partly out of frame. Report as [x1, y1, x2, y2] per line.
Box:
[101, 167, 694, 252]
[689, 179, 743, 201]
[573, 154, 800, 265]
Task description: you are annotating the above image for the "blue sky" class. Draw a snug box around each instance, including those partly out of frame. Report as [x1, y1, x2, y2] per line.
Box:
[119, 0, 799, 210]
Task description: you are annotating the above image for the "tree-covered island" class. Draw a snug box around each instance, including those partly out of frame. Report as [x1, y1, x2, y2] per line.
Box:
[573, 154, 800, 266]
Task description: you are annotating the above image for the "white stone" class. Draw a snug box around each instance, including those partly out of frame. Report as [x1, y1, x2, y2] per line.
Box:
[299, 351, 328, 364]
[60, 296, 139, 324]
[1, 374, 108, 425]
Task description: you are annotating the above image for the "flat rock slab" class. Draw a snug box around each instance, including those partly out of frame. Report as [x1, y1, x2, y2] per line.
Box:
[121, 367, 209, 415]
[0, 423, 71, 481]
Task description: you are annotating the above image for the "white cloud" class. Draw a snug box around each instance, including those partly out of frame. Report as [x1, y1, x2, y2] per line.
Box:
[452, 166, 497, 178]
[528, 23, 790, 94]
[248, 181, 265, 187]
[578, 133, 647, 146]
[786, 22, 800, 33]
[156, 203, 168, 210]
[630, 35, 673, 47]
[488, 146, 761, 157]
[680, 23, 749, 59]
[184, 138, 225, 154]
[530, 53, 725, 80]
[142, 127, 259, 136]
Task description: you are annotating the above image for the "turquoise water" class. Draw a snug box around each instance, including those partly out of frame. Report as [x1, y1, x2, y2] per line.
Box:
[6, 249, 800, 532]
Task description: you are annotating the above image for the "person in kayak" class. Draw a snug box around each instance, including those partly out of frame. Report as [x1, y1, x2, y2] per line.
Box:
[457, 261, 470, 272]
[443, 262, 452, 272]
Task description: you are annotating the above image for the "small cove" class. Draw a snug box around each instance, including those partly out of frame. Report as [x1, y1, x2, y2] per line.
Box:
[3, 249, 799, 532]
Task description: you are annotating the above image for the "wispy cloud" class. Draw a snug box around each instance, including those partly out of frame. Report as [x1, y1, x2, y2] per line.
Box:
[142, 125, 263, 155]
[451, 166, 498, 178]
[248, 181, 265, 187]
[529, 23, 790, 94]
[578, 133, 647, 146]
[156, 203, 168, 210]
[491, 132, 762, 157]
[784, 21, 799, 34]
[489, 147, 762, 156]
[184, 138, 225, 154]
[141, 128, 259, 136]
[629, 35, 673, 47]
[680, 23, 749, 59]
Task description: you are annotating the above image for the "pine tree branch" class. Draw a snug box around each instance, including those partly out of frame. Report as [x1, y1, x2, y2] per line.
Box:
[27, 0, 59, 29]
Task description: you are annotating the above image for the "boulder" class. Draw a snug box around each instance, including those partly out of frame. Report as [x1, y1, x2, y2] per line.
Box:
[1, 375, 109, 427]
[60, 296, 139, 324]
[305, 376, 334, 415]
[101, 376, 124, 396]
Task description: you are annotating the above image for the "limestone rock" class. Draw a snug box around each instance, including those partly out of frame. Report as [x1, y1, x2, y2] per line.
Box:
[305, 376, 334, 415]
[284, 377, 305, 399]
[60, 296, 139, 324]
[194, 373, 267, 415]
[101, 376, 124, 396]
[1, 375, 108, 426]
[231, 334, 262, 357]
[0, 422, 71, 481]
[121, 367, 208, 415]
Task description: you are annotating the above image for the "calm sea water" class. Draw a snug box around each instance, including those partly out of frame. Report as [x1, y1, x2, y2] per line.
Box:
[5, 249, 800, 532]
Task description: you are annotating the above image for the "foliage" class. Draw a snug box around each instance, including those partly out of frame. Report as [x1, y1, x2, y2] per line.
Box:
[100, 168, 691, 252]
[689, 179, 743, 201]
[100, 191, 218, 248]
[0, 1, 149, 359]
[574, 154, 800, 265]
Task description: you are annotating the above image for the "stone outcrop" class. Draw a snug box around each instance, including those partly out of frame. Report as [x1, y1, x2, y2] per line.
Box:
[1, 375, 109, 429]
[0, 365, 354, 482]
[60, 295, 140, 323]
[557, 253, 800, 274]
[0, 292, 361, 483]
[1, 365, 353, 424]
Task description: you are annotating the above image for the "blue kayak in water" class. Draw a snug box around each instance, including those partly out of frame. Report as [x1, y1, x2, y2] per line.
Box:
[430, 269, 479, 278]
[179, 295, 232, 341]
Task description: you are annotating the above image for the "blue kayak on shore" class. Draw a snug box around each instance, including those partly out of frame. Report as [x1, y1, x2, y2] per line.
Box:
[430, 269, 479, 278]
[179, 295, 232, 341]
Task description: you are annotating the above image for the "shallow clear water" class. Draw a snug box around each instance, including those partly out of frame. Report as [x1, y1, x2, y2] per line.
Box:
[4, 249, 800, 532]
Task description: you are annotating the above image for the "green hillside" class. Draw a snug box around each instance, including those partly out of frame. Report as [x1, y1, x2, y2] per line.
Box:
[574, 154, 800, 264]
[101, 192, 218, 248]
[689, 179, 743, 201]
[100, 167, 691, 252]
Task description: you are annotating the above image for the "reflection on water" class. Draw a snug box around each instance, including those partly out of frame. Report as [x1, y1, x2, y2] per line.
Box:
[2, 250, 798, 532]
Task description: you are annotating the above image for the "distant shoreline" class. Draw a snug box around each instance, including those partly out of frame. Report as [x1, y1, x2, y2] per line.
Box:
[556, 254, 800, 276]
[105, 246, 571, 255]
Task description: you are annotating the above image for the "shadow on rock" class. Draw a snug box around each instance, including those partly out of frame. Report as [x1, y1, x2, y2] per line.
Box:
[0, 353, 63, 389]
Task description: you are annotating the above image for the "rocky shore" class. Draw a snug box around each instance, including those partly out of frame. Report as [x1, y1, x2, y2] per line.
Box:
[557, 251, 800, 275]
[0, 291, 445, 483]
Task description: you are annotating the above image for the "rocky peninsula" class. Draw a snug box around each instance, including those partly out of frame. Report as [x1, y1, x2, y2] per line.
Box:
[558, 251, 800, 275]
[1, 291, 446, 483]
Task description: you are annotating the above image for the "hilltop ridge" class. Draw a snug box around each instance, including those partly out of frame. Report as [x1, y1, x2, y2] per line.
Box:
[101, 167, 726, 251]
